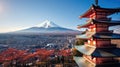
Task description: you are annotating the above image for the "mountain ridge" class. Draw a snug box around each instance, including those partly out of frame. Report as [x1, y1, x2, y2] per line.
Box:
[11, 20, 81, 34]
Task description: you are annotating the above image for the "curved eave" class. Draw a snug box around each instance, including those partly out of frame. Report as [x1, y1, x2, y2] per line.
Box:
[80, 5, 96, 18]
[80, 5, 120, 18]
[77, 20, 93, 28]
[76, 32, 120, 39]
[76, 35, 91, 39]
[75, 45, 95, 56]
[95, 7, 120, 16]
[78, 19, 120, 28]
[77, 23, 91, 28]
[74, 56, 120, 67]
[96, 7, 120, 11]
[75, 45, 120, 58]
[94, 33, 120, 39]
[93, 20, 120, 26]
[76, 32, 95, 39]
[73, 56, 88, 67]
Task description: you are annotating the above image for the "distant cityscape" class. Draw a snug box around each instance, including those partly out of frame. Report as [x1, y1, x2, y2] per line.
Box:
[0, 34, 75, 51]
[0, 33, 79, 67]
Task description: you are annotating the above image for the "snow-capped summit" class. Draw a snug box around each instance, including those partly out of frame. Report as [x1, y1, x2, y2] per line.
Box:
[36, 20, 60, 28]
[12, 20, 81, 34]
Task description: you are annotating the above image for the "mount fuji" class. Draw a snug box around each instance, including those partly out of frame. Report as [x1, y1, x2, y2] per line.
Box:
[36, 20, 60, 28]
[13, 20, 80, 34]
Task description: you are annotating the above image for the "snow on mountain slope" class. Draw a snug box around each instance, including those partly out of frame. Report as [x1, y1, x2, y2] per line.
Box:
[36, 20, 60, 28]
[12, 20, 81, 34]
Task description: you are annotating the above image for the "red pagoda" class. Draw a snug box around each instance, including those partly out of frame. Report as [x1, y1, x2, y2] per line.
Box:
[74, 1, 120, 67]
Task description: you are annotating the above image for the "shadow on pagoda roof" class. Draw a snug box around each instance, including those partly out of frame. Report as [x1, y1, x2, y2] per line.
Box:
[77, 19, 120, 28]
[75, 45, 120, 58]
[74, 56, 120, 67]
[76, 31, 120, 39]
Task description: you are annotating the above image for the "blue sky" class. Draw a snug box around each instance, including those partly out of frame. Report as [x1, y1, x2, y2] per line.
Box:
[0, 0, 120, 32]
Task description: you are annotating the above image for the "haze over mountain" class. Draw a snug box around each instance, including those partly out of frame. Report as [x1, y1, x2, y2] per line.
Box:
[12, 20, 80, 34]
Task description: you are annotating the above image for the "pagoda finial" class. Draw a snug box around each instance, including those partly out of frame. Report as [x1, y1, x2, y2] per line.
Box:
[95, 0, 98, 6]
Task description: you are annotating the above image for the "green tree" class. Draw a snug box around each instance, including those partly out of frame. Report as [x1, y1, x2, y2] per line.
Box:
[75, 39, 86, 45]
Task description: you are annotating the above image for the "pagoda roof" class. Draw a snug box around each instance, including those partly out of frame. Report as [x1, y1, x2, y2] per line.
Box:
[77, 20, 92, 28]
[93, 20, 120, 26]
[76, 32, 95, 39]
[75, 45, 120, 57]
[93, 33, 120, 39]
[77, 19, 120, 28]
[80, 5, 120, 18]
[76, 32, 120, 39]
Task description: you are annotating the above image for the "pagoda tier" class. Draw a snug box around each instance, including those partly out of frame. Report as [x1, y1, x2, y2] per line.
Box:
[74, 56, 120, 67]
[76, 32, 120, 39]
[75, 45, 120, 58]
[77, 19, 120, 28]
[80, 5, 120, 19]
[74, 3, 120, 67]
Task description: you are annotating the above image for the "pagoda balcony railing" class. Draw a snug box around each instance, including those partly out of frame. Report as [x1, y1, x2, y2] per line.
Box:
[86, 30, 113, 34]
[86, 17, 111, 22]
[83, 55, 120, 65]
[96, 59, 119, 65]
[96, 31, 113, 34]
[96, 17, 112, 21]
[84, 42, 116, 48]
[86, 17, 112, 25]
[96, 44, 116, 48]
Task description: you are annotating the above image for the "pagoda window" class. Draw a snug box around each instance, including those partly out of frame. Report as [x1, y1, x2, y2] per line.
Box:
[88, 24, 96, 32]
[96, 24, 108, 27]
[92, 57, 96, 63]
[88, 40, 91, 44]
[96, 58, 117, 64]
[96, 12, 110, 20]
[96, 39, 111, 47]
[93, 41, 96, 45]
[88, 39, 96, 46]
[96, 12, 107, 16]
[96, 24, 108, 32]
